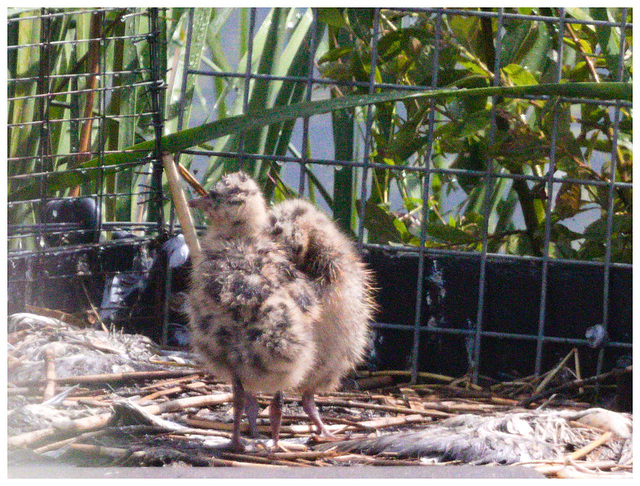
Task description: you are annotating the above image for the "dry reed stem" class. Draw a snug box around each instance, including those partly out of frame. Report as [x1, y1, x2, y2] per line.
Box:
[535, 348, 577, 394]
[221, 452, 307, 467]
[266, 450, 338, 460]
[358, 413, 429, 428]
[313, 397, 451, 419]
[533, 459, 631, 478]
[330, 453, 420, 466]
[182, 417, 344, 436]
[565, 431, 614, 461]
[138, 373, 205, 390]
[8, 411, 113, 448]
[519, 366, 632, 407]
[32, 429, 108, 455]
[165, 428, 233, 438]
[42, 345, 57, 401]
[12, 369, 200, 387]
[69, 443, 131, 458]
[137, 385, 184, 403]
[208, 457, 273, 467]
[162, 153, 202, 262]
[177, 161, 208, 196]
[133, 393, 233, 415]
[8, 393, 233, 448]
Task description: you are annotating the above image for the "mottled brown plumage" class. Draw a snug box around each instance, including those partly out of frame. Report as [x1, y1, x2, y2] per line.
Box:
[186, 172, 320, 450]
[268, 199, 376, 436]
[188, 171, 376, 448]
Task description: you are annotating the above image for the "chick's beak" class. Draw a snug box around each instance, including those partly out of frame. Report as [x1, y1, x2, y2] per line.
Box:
[188, 195, 211, 210]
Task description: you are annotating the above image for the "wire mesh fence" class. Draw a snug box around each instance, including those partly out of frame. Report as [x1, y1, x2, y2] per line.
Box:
[7, 8, 632, 393]
[7, 8, 169, 339]
[177, 7, 632, 388]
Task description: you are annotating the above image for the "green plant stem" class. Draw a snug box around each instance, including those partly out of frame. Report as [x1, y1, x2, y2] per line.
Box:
[509, 168, 543, 256]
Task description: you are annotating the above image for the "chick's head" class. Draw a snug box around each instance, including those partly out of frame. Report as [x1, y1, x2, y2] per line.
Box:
[190, 171, 268, 237]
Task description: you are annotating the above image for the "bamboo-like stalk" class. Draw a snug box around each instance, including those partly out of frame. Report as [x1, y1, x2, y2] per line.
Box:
[12, 369, 200, 387]
[69, 11, 102, 198]
[177, 160, 207, 196]
[162, 153, 202, 264]
[566, 431, 614, 461]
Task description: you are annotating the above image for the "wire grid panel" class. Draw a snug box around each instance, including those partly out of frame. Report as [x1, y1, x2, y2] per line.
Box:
[7, 8, 167, 325]
[179, 8, 632, 382]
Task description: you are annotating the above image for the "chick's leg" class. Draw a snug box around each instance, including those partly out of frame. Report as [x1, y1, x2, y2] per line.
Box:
[244, 392, 259, 438]
[231, 376, 246, 451]
[269, 391, 283, 446]
[302, 391, 334, 437]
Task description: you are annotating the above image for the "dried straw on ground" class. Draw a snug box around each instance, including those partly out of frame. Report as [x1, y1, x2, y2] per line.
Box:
[7, 313, 632, 478]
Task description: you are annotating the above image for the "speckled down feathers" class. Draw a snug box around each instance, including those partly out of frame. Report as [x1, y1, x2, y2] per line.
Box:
[187, 173, 320, 394]
[187, 171, 376, 399]
[268, 199, 376, 393]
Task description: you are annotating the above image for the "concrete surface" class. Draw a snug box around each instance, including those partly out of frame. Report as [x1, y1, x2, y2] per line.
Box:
[8, 465, 545, 478]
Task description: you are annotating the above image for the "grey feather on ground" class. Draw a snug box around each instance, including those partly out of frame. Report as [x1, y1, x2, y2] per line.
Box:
[318, 408, 632, 465]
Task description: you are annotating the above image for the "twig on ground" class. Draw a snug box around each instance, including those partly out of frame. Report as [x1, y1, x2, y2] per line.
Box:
[565, 432, 614, 461]
[8, 393, 233, 448]
[42, 345, 57, 401]
[518, 366, 632, 407]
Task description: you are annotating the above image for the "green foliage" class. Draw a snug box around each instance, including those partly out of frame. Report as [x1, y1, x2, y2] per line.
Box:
[314, 7, 632, 263]
[12, 82, 627, 200]
[188, 7, 325, 205]
[8, 7, 632, 264]
[8, 8, 168, 235]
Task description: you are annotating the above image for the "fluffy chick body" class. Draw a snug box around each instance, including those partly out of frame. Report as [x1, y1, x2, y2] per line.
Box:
[187, 173, 321, 448]
[188, 237, 319, 393]
[268, 199, 376, 432]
